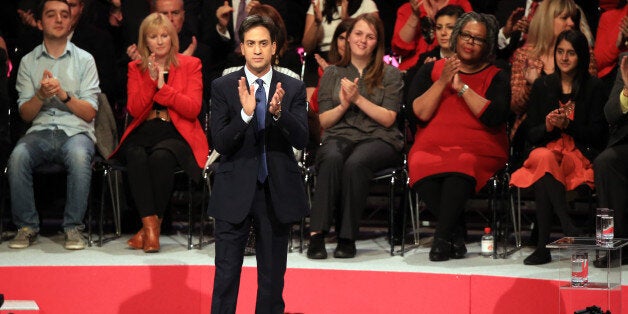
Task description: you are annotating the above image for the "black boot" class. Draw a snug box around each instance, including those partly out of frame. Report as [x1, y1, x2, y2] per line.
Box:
[450, 234, 467, 259]
[306, 233, 327, 259]
[523, 248, 551, 265]
[334, 238, 356, 258]
[429, 238, 451, 262]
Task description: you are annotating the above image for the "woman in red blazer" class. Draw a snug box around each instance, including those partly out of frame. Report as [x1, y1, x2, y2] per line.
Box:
[110, 13, 208, 253]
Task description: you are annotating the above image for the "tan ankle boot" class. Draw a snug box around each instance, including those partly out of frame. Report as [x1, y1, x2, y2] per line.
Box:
[142, 215, 161, 253]
[127, 228, 144, 249]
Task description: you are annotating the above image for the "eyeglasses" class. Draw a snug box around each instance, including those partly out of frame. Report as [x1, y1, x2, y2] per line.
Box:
[459, 32, 487, 46]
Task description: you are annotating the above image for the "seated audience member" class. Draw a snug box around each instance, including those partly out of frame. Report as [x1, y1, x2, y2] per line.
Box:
[593, 1, 628, 97]
[391, 0, 472, 71]
[308, 18, 353, 151]
[67, 0, 122, 111]
[511, 30, 608, 265]
[306, 14, 403, 259]
[593, 53, 628, 267]
[221, 4, 302, 79]
[0, 44, 8, 169]
[309, 19, 353, 114]
[126, 0, 213, 102]
[510, 0, 595, 124]
[494, 0, 538, 62]
[199, 0, 286, 78]
[404, 4, 465, 100]
[407, 12, 510, 262]
[8, 0, 100, 250]
[109, 13, 208, 253]
[301, 0, 379, 99]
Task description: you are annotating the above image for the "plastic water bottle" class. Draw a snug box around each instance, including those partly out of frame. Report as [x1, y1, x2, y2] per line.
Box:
[481, 227, 494, 257]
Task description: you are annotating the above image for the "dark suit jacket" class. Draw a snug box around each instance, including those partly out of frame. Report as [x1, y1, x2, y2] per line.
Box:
[199, 0, 287, 72]
[209, 68, 309, 224]
[605, 52, 628, 148]
[524, 73, 608, 162]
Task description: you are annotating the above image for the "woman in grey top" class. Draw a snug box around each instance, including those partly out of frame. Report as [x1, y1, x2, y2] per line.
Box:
[307, 14, 404, 259]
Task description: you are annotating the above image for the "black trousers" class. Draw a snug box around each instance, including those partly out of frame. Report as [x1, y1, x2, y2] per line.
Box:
[309, 137, 401, 240]
[212, 182, 290, 314]
[413, 174, 474, 241]
[594, 143, 628, 238]
[125, 146, 178, 218]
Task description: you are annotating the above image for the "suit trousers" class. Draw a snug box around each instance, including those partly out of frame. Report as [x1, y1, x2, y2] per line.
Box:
[310, 137, 401, 240]
[211, 181, 290, 314]
[594, 143, 628, 238]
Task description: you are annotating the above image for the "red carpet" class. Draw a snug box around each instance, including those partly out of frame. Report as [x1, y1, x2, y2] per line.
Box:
[0, 265, 625, 313]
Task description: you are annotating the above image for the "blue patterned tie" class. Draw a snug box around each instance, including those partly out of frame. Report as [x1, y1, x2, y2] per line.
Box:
[255, 79, 268, 183]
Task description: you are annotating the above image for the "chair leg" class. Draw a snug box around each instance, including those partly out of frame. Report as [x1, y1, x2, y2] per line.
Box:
[187, 176, 193, 250]
[388, 171, 396, 256]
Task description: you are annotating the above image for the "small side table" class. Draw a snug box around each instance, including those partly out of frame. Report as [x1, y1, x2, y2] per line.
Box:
[547, 237, 628, 314]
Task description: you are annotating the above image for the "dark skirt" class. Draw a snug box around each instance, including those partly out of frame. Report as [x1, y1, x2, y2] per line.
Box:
[120, 119, 201, 181]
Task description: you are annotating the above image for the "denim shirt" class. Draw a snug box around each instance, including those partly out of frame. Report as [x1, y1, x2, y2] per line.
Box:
[16, 41, 100, 142]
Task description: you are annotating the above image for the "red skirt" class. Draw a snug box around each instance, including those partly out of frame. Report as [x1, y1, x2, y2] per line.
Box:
[510, 134, 594, 190]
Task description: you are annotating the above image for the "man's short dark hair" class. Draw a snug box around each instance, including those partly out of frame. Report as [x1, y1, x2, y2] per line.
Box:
[37, 0, 70, 21]
[238, 14, 277, 44]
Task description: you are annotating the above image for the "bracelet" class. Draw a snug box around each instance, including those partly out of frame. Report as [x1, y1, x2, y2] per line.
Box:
[35, 91, 45, 102]
[457, 84, 469, 97]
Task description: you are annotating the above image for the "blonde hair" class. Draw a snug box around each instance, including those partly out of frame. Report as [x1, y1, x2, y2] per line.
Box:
[137, 13, 180, 70]
[526, 0, 578, 57]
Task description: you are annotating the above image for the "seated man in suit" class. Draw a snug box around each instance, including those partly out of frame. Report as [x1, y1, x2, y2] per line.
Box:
[7, 0, 100, 250]
[594, 52, 628, 267]
[209, 15, 308, 313]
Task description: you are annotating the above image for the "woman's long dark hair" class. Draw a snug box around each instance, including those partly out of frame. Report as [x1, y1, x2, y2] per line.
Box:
[553, 30, 591, 100]
[328, 19, 353, 64]
[323, 0, 362, 24]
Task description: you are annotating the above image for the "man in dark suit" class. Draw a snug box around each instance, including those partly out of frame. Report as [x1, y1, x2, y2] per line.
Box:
[208, 15, 308, 313]
[199, 0, 286, 75]
[594, 52, 628, 267]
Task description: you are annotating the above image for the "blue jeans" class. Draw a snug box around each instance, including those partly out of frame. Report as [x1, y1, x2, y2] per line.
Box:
[8, 130, 95, 232]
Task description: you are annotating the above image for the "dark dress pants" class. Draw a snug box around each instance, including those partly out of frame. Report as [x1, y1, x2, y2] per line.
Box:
[211, 182, 290, 314]
[310, 137, 401, 240]
[594, 143, 628, 238]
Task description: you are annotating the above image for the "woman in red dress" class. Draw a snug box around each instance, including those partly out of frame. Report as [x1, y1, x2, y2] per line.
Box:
[510, 30, 607, 265]
[407, 12, 510, 261]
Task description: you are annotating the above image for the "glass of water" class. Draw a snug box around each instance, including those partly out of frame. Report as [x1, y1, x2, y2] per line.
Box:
[596, 208, 614, 247]
[571, 250, 588, 287]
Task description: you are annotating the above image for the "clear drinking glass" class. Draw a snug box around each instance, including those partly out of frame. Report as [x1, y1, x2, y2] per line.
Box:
[596, 208, 614, 247]
[571, 250, 588, 287]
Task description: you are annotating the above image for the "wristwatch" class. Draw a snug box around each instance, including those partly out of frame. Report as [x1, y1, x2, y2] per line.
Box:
[457, 84, 469, 97]
[61, 92, 71, 103]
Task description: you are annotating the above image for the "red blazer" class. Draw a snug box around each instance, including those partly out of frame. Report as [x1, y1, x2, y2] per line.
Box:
[110, 54, 209, 168]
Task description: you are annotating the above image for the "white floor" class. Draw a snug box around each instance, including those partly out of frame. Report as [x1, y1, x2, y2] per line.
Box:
[2, 229, 620, 284]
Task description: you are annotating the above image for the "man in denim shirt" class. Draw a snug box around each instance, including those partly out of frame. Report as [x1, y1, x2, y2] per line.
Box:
[7, 0, 100, 250]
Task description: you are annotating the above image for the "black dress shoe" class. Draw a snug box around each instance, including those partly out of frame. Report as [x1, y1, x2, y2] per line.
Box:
[429, 238, 451, 262]
[333, 238, 356, 258]
[306, 233, 327, 259]
[450, 236, 467, 259]
[593, 250, 628, 268]
[523, 248, 552, 265]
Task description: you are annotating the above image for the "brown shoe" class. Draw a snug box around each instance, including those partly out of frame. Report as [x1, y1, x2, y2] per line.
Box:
[127, 218, 161, 249]
[127, 228, 145, 249]
[142, 215, 161, 253]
